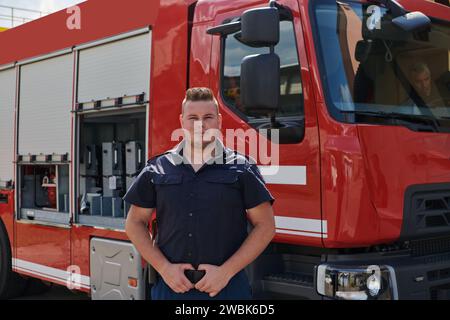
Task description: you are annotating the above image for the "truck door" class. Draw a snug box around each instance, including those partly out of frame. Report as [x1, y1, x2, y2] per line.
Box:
[207, 0, 323, 245]
[13, 52, 74, 287]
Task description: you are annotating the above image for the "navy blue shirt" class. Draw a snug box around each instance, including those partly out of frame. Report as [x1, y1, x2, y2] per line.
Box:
[123, 140, 274, 268]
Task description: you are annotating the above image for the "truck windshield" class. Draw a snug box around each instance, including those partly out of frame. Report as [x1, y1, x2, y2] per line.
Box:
[311, 0, 450, 132]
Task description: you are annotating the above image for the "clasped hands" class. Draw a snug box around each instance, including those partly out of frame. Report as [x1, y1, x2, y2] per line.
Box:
[159, 263, 233, 297]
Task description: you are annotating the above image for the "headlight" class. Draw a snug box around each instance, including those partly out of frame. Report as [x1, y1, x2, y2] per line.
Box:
[316, 264, 397, 300]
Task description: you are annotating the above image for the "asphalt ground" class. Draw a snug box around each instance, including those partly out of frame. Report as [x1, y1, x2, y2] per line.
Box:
[14, 283, 89, 300]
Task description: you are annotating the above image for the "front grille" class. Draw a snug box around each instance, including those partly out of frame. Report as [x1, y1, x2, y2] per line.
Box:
[402, 183, 450, 239]
[264, 272, 314, 287]
[416, 197, 450, 228]
[428, 267, 450, 281]
[410, 236, 450, 257]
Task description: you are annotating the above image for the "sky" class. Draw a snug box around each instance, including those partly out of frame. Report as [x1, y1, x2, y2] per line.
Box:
[0, 0, 85, 28]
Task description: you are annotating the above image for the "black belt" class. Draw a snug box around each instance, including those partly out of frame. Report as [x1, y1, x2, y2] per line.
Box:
[184, 270, 206, 284]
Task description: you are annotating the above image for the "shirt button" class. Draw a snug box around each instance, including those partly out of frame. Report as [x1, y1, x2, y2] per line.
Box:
[188, 233, 193, 237]
[187, 252, 192, 257]
[189, 213, 193, 217]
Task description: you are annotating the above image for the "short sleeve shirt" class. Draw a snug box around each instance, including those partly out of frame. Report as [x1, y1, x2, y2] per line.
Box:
[123, 141, 274, 268]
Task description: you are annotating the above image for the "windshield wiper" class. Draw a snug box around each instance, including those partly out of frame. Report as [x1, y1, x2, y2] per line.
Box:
[340, 110, 441, 132]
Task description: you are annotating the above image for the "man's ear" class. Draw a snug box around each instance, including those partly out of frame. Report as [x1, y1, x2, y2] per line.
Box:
[179, 113, 184, 128]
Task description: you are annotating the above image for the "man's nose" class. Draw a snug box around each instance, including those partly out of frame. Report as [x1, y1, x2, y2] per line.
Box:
[193, 121, 205, 133]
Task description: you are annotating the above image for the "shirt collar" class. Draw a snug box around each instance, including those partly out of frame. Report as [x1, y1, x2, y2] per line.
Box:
[167, 138, 227, 166]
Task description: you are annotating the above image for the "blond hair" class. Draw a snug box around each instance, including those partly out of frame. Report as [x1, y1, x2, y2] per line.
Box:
[182, 87, 219, 114]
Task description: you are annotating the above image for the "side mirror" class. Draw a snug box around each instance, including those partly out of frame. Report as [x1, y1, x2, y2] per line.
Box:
[240, 7, 280, 47]
[240, 53, 280, 114]
[377, 0, 430, 33]
[392, 11, 431, 32]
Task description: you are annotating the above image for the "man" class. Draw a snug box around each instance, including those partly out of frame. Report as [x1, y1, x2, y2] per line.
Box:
[123, 87, 275, 300]
[403, 62, 446, 116]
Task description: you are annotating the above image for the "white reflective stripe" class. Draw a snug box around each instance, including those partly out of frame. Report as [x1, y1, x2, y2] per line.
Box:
[14, 266, 91, 290]
[275, 216, 327, 234]
[259, 165, 306, 185]
[323, 220, 328, 234]
[12, 258, 90, 288]
[276, 229, 327, 238]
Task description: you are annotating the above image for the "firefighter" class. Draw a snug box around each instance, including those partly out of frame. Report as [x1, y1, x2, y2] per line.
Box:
[123, 87, 275, 300]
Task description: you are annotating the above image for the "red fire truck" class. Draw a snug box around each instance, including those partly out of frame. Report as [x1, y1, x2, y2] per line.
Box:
[0, 0, 449, 300]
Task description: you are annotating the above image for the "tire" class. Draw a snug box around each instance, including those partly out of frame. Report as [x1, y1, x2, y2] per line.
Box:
[0, 219, 28, 299]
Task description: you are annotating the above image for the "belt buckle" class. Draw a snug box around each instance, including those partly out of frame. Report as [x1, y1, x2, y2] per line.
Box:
[184, 269, 206, 284]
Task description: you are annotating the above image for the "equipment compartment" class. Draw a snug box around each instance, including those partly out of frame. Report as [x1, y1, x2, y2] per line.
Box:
[77, 108, 146, 228]
[18, 163, 70, 224]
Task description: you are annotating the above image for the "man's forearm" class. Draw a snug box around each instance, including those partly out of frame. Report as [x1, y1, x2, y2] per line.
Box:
[220, 222, 275, 279]
[125, 219, 169, 274]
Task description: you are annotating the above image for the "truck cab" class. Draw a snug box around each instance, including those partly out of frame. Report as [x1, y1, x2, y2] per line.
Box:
[190, 0, 450, 299]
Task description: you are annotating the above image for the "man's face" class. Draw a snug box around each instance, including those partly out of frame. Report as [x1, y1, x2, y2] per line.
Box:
[411, 70, 432, 98]
[180, 100, 222, 148]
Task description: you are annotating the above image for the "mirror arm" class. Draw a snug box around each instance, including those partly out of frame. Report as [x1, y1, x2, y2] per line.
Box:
[207, 1, 293, 37]
[207, 21, 242, 36]
[270, 1, 293, 20]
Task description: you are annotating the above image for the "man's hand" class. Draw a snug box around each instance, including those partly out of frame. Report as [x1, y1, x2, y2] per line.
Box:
[159, 263, 196, 294]
[195, 264, 233, 297]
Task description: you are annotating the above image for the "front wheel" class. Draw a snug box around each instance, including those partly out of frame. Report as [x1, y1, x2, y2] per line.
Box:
[0, 220, 28, 299]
